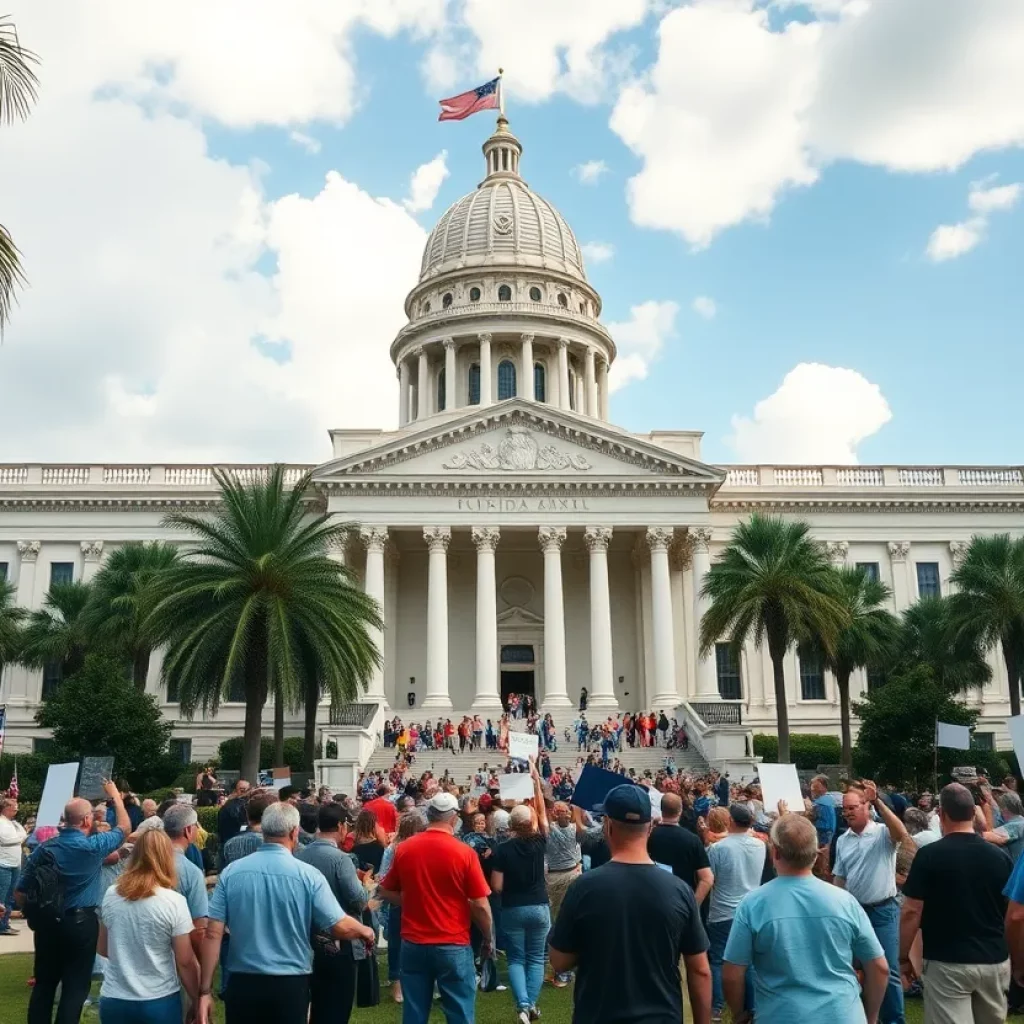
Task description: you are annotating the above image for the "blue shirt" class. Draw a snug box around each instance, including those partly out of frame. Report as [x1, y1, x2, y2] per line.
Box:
[813, 795, 837, 845]
[725, 875, 883, 1023]
[209, 844, 344, 975]
[221, 830, 263, 865]
[20, 826, 125, 910]
[173, 848, 209, 921]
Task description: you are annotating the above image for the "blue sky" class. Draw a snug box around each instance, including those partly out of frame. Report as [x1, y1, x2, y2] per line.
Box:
[1, 1, 1022, 466]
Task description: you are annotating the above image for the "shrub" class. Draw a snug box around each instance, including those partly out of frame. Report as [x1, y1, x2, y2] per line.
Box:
[0, 752, 54, 803]
[754, 733, 842, 770]
[197, 805, 220, 834]
[217, 736, 313, 773]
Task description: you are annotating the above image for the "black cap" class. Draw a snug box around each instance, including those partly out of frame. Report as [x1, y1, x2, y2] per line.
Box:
[594, 784, 652, 824]
[729, 804, 753, 828]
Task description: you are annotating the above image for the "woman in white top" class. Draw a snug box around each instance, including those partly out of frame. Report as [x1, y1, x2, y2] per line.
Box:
[98, 828, 198, 1023]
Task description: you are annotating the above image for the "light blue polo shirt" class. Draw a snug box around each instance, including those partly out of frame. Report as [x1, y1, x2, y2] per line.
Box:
[209, 843, 344, 975]
[173, 848, 209, 921]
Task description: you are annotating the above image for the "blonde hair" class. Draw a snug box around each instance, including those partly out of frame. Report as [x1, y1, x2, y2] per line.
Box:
[707, 807, 730, 833]
[116, 829, 177, 901]
[509, 805, 535, 834]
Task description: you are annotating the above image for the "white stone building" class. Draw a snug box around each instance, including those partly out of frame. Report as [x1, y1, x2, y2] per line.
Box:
[2, 117, 1022, 774]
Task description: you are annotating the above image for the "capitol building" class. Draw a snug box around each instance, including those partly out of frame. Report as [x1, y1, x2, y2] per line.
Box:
[2, 116, 1022, 774]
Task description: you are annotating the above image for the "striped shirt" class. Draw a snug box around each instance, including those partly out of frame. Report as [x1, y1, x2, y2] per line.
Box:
[221, 829, 263, 865]
[546, 823, 580, 871]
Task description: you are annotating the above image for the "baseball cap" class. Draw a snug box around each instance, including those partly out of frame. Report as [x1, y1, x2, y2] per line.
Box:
[729, 804, 753, 828]
[594, 784, 652, 824]
[478, 793, 494, 812]
[427, 792, 458, 816]
[491, 809, 511, 831]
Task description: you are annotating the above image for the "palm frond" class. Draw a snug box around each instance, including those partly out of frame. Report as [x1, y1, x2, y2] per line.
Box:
[0, 221, 25, 333]
[0, 16, 38, 124]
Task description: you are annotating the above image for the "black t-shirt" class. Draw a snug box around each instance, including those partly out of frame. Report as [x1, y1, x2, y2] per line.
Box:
[352, 839, 385, 875]
[647, 822, 710, 893]
[492, 834, 548, 908]
[902, 832, 1011, 964]
[550, 861, 709, 1024]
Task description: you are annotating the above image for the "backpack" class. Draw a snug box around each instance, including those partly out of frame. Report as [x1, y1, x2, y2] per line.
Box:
[21, 845, 66, 929]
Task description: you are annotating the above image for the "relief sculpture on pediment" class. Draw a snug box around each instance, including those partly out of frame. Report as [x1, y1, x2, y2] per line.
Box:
[442, 426, 591, 472]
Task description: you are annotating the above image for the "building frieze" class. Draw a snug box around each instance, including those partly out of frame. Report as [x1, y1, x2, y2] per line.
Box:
[711, 498, 1024, 514]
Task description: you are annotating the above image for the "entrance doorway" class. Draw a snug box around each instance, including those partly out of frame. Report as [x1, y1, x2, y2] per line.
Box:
[501, 670, 535, 710]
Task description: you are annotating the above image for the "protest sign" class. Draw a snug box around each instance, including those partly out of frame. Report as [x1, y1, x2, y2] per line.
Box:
[38, 762, 80, 827]
[1008, 716, 1024, 779]
[508, 732, 539, 762]
[570, 764, 634, 813]
[758, 762, 804, 814]
[271, 766, 292, 791]
[499, 773, 534, 802]
[78, 756, 115, 802]
[936, 721, 971, 750]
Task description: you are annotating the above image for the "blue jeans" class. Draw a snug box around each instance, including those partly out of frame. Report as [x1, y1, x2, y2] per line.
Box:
[387, 905, 403, 983]
[502, 903, 551, 1012]
[0, 864, 18, 932]
[707, 918, 754, 1014]
[864, 898, 905, 1024]
[99, 991, 182, 1023]
[400, 941, 476, 1024]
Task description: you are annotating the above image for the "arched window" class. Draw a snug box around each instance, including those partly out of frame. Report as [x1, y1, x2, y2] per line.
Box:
[557, 292, 568, 308]
[579, 303, 585, 314]
[568, 369, 577, 411]
[423, 301, 431, 314]
[529, 286, 542, 301]
[437, 367, 446, 412]
[497, 360, 516, 400]
[498, 284, 512, 302]
[442, 292, 453, 309]
[468, 363, 481, 405]
[534, 363, 546, 402]
[469, 286, 481, 302]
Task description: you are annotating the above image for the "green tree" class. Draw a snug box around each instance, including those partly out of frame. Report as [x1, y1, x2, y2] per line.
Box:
[698, 514, 849, 763]
[0, 578, 26, 667]
[148, 465, 382, 784]
[35, 653, 177, 792]
[819, 567, 901, 768]
[897, 597, 991, 693]
[20, 581, 93, 685]
[948, 534, 1024, 718]
[0, 16, 39, 330]
[84, 541, 181, 690]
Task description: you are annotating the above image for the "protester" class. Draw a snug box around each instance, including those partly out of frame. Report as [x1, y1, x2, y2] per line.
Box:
[807, 774, 837, 875]
[378, 791, 493, 1024]
[899, 783, 1012, 1023]
[163, 803, 209, 958]
[216, 779, 252, 855]
[364, 783, 399, 835]
[199, 801, 374, 1024]
[220, 789, 277, 865]
[904, 808, 940, 849]
[97, 829, 200, 1023]
[980, 789, 1024, 863]
[549, 784, 712, 1024]
[0, 797, 26, 937]
[379, 812, 427, 1005]
[648, 791, 714, 908]
[17, 779, 129, 1024]
[722, 812, 888, 1024]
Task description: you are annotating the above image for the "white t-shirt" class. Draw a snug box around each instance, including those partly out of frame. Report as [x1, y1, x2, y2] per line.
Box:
[0, 815, 27, 868]
[100, 886, 193, 1001]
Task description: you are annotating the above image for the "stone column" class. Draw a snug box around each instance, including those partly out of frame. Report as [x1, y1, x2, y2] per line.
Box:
[15, 541, 40, 609]
[471, 527, 502, 711]
[519, 333, 534, 399]
[443, 337, 457, 412]
[598, 358, 609, 420]
[478, 333, 492, 408]
[557, 338, 570, 411]
[585, 347, 597, 417]
[949, 541, 968, 594]
[647, 528, 679, 708]
[585, 526, 617, 710]
[888, 541, 912, 611]
[422, 527, 452, 710]
[826, 541, 849, 568]
[415, 346, 428, 420]
[360, 527, 389, 704]
[81, 541, 104, 582]
[398, 361, 411, 427]
[691, 527, 720, 698]
[539, 527, 571, 708]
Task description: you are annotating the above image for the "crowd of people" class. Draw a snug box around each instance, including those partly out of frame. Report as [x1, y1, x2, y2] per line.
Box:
[4, 753, 1024, 1023]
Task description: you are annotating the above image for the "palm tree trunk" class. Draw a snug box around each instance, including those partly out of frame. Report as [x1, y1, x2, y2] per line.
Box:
[303, 679, 319, 772]
[241, 641, 268, 784]
[274, 689, 285, 768]
[837, 670, 853, 768]
[1003, 641, 1022, 720]
[132, 647, 151, 691]
[768, 638, 791, 764]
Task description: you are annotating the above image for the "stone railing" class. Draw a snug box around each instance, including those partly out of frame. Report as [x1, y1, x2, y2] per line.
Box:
[717, 466, 1024, 489]
[328, 702, 380, 728]
[690, 701, 742, 725]
[0, 464, 315, 488]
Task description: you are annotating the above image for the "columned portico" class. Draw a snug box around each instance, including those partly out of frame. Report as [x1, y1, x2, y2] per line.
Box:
[557, 338, 570, 411]
[646, 527, 678, 708]
[416, 347, 428, 419]
[478, 333, 493, 407]
[422, 526, 452, 710]
[519, 333, 534, 399]
[443, 337, 456, 411]
[584, 526, 617, 710]
[539, 527, 570, 708]
[691, 527, 719, 699]
[471, 526, 502, 711]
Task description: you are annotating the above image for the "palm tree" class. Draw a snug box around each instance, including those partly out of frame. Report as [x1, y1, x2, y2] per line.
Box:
[897, 597, 992, 693]
[948, 534, 1024, 717]
[0, 579, 26, 667]
[147, 465, 382, 784]
[0, 16, 39, 330]
[698, 515, 850, 763]
[83, 541, 181, 691]
[818, 567, 901, 767]
[20, 581, 93, 683]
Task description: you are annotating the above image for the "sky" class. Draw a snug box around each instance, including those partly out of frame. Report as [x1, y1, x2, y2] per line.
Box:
[1, 0, 1022, 468]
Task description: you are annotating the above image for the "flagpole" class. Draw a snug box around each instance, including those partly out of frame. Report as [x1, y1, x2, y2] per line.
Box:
[498, 67, 505, 117]
[933, 717, 939, 794]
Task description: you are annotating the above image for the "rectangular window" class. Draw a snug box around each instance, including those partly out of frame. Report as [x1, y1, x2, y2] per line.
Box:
[41, 661, 62, 700]
[501, 645, 535, 665]
[49, 561, 74, 587]
[715, 643, 742, 700]
[227, 676, 246, 703]
[169, 738, 192, 764]
[866, 667, 887, 691]
[166, 678, 180, 704]
[0, 562, 8, 582]
[468, 363, 481, 405]
[971, 731, 994, 752]
[33, 737, 55, 755]
[916, 562, 941, 599]
[800, 653, 826, 701]
[856, 561, 880, 584]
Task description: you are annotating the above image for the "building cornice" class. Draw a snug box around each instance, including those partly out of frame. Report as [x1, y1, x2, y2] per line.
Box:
[712, 497, 1024, 514]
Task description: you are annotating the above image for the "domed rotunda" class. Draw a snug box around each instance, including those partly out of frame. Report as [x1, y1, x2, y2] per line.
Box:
[391, 115, 616, 427]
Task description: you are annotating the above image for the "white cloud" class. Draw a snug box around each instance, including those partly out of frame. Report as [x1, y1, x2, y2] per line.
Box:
[403, 151, 450, 213]
[926, 178, 1020, 262]
[288, 131, 322, 155]
[581, 241, 615, 264]
[692, 295, 717, 319]
[728, 362, 892, 464]
[574, 159, 609, 184]
[606, 300, 679, 393]
[968, 181, 1021, 214]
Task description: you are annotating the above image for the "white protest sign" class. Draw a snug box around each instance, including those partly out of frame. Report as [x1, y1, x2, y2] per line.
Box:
[37, 762, 81, 827]
[1009, 715, 1024, 778]
[758, 762, 804, 815]
[499, 773, 534, 802]
[271, 776, 292, 791]
[508, 731, 539, 762]
[936, 721, 971, 750]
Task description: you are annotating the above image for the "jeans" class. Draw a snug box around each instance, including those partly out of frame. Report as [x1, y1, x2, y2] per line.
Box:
[29, 909, 100, 1024]
[707, 918, 754, 1014]
[502, 903, 551, 1012]
[387, 905, 403, 983]
[310, 941, 356, 1024]
[864, 898, 905, 1024]
[400, 941, 476, 1024]
[225, 972, 310, 1024]
[98, 991, 182, 1023]
[0, 864, 17, 931]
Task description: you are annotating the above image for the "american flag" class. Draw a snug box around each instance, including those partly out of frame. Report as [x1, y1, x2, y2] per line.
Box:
[7, 763, 16, 801]
[438, 77, 500, 122]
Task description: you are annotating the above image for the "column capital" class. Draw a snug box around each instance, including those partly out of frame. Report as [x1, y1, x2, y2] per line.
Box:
[949, 540, 969, 568]
[17, 540, 41, 562]
[424, 526, 452, 553]
[584, 526, 613, 552]
[645, 527, 674, 553]
[825, 540, 849, 564]
[557, 336, 570, 349]
[471, 526, 500, 552]
[888, 541, 911, 562]
[81, 540, 104, 561]
[538, 526, 567, 553]
[690, 527, 713, 553]
[412, 345, 425, 358]
[669, 535, 693, 571]
[477, 332, 492, 345]
[442, 336, 457, 351]
[520, 332, 535, 344]
[359, 525, 388, 553]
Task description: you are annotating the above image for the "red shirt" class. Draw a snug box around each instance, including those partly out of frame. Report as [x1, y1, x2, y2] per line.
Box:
[363, 797, 398, 834]
[380, 829, 490, 945]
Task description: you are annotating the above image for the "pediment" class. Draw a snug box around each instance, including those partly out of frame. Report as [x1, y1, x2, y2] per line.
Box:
[496, 605, 544, 627]
[313, 401, 725, 490]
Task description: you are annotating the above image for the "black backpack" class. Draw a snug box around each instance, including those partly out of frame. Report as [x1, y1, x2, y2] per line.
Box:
[21, 846, 66, 929]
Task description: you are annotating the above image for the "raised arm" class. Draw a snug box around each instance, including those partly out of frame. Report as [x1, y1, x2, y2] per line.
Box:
[863, 781, 908, 846]
[530, 758, 549, 836]
[104, 779, 130, 835]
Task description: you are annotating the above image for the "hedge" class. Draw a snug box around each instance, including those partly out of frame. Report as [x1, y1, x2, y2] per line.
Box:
[753, 733, 842, 771]
[216, 736, 317, 773]
[0, 753, 54, 803]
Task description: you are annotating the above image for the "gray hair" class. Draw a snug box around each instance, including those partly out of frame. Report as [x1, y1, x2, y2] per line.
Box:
[163, 803, 199, 838]
[1000, 791, 1024, 818]
[904, 808, 931, 835]
[770, 813, 818, 869]
[426, 805, 457, 823]
[261, 801, 301, 838]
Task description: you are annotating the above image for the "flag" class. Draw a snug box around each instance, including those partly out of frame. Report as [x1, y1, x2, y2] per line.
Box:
[7, 762, 17, 801]
[438, 77, 500, 122]
[936, 721, 971, 750]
